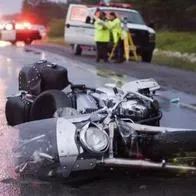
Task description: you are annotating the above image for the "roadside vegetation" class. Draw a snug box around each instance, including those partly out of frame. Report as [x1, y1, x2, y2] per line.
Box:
[156, 32, 196, 54]
[152, 54, 196, 72]
[46, 19, 66, 46]
[153, 32, 196, 71]
[48, 19, 65, 37]
[46, 37, 65, 46]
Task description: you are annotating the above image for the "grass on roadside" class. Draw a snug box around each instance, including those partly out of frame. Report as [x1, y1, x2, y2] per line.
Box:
[45, 37, 66, 46]
[152, 53, 196, 71]
[156, 32, 196, 54]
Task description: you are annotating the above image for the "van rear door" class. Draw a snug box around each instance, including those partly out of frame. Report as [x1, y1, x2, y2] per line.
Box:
[64, 4, 95, 46]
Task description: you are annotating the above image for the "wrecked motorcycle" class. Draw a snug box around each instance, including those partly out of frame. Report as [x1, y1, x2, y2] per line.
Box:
[13, 91, 196, 178]
[5, 60, 161, 126]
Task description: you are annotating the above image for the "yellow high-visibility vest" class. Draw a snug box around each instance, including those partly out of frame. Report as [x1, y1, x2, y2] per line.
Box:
[108, 18, 123, 44]
[94, 19, 110, 42]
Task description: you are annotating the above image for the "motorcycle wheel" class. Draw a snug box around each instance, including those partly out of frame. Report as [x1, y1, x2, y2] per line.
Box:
[30, 90, 72, 121]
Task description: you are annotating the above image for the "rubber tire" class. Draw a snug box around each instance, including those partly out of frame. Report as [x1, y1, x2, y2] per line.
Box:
[30, 90, 72, 121]
[11, 41, 17, 45]
[24, 39, 32, 45]
[150, 131, 196, 160]
[141, 50, 153, 63]
[74, 45, 82, 56]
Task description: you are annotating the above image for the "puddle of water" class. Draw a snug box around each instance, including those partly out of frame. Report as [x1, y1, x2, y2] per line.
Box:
[158, 97, 196, 129]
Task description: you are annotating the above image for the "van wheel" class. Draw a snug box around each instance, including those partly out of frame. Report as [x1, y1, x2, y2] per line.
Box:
[11, 41, 17, 45]
[141, 50, 153, 63]
[24, 38, 32, 45]
[74, 45, 82, 56]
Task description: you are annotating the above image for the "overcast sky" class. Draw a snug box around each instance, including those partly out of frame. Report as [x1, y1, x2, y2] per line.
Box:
[0, 0, 67, 16]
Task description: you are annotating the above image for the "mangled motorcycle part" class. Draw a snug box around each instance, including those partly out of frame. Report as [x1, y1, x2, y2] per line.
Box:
[14, 118, 106, 177]
[98, 158, 196, 172]
[76, 93, 99, 113]
[56, 118, 79, 177]
[128, 123, 195, 133]
[109, 122, 115, 158]
[152, 130, 196, 160]
[8, 61, 163, 126]
[12, 89, 196, 179]
[79, 122, 109, 154]
[13, 111, 196, 179]
[122, 78, 160, 94]
[94, 84, 161, 125]
[14, 118, 59, 177]
[70, 84, 98, 113]
[54, 107, 80, 118]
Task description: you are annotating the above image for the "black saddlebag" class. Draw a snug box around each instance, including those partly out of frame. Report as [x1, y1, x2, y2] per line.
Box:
[18, 66, 31, 91]
[19, 60, 70, 96]
[5, 93, 32, 126]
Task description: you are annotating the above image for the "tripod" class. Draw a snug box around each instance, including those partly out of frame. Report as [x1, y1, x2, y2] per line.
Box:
[109, 24, 139, 62]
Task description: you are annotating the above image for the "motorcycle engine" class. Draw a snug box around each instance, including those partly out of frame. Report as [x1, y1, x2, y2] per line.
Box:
[118, 100, 149, 120]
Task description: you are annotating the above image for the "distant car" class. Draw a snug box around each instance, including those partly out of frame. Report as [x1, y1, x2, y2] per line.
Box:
[64, 3, 156, 62]
[0, 21, 42, 45]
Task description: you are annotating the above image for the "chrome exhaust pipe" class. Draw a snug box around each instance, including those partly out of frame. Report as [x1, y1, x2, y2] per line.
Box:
[98, 158, 196, 171]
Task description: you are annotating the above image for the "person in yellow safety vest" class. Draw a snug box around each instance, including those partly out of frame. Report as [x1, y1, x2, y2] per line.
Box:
[108, 12, 124, 63]
[94, 12, 110, 63]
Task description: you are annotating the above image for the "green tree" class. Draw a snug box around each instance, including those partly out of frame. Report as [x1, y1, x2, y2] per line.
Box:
[21, 0, 67, 25]
[21, 0, 196, 31]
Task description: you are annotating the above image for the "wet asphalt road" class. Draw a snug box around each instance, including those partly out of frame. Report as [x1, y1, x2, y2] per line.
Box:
[0, 42, 196, 195]
[33, 43, 196, 96]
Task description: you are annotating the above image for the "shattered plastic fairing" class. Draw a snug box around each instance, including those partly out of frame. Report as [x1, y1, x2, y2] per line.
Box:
[13, 118, 59, 177]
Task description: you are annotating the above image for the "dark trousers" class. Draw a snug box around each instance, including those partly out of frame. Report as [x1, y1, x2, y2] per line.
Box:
[96, 42, 109, 62]
[109, 40, 124, 62]
[116, 40, 124, 62]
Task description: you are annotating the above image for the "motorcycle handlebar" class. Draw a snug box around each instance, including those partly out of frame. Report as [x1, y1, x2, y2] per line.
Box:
[91, 92, 131, 117]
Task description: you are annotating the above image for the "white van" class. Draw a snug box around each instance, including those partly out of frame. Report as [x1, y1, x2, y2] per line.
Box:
[64, 4, 156, 62]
